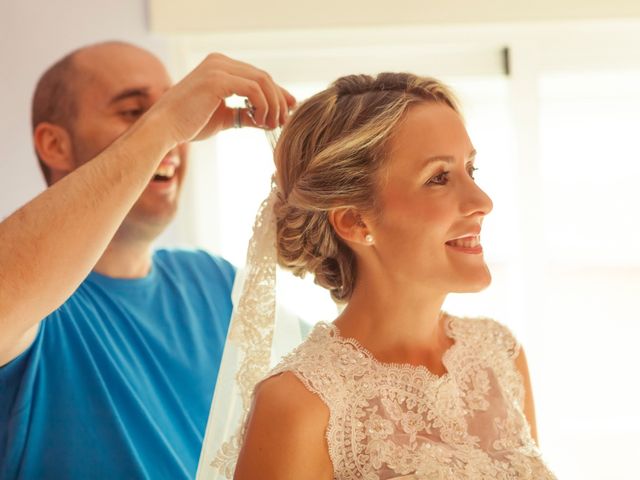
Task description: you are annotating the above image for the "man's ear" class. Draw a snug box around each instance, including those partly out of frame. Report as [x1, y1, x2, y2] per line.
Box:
[33, 122, 75, 175]
[329, 207, 373, 246]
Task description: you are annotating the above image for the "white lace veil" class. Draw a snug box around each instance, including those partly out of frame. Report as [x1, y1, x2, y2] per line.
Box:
[195, 131, 295, 479]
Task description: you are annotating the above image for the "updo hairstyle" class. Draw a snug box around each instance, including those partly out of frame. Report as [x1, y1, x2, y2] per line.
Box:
[274, 72, 459, 302]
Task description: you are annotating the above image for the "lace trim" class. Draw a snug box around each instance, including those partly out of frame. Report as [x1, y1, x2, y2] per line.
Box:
[269, 316, 555, 480]
[209, 187, 278, 476]
[328, 313, 457, 381]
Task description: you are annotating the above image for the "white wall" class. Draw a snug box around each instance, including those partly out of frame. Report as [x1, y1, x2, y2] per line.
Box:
[0, 0, 168, 221]
[149, 0, 640, 32]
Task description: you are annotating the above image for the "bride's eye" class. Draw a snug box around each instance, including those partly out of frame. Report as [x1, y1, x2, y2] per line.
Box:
[426, 171, 450, 186]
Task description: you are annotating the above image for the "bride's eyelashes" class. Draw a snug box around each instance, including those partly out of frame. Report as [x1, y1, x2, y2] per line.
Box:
[425, 163, 478, 186]
[426, 171, 450, 186]
[425, 164, 478, 187]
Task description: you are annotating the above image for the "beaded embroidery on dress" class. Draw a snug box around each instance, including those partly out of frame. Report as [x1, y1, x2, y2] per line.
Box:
[268, 314, 557, 480]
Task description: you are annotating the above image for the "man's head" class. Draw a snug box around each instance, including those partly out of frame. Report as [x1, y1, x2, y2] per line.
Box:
[32, 41, 187, 242]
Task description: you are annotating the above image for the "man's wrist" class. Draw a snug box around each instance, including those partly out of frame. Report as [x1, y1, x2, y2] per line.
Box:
[111, 109, 177, 172]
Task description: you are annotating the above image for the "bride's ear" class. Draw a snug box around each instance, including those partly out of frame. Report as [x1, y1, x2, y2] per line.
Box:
[328, 208, 374, 247]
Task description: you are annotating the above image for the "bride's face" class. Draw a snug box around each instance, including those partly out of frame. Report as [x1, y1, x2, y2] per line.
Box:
[369, 101, 493, 294]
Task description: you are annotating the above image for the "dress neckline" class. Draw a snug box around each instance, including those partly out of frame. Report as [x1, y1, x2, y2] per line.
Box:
[325, 312, 458, 381]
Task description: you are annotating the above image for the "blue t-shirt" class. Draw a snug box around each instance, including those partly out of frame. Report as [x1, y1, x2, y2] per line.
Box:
[0, 249, 235, 479]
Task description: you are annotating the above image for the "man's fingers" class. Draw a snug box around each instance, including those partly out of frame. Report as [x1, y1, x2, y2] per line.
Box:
[246, 71, 281, 128]
[202, 54, 291, 128]
[169, 53, 297, 142]
[225, 106, 261, 130]
[280, 87, 297, 126]
[276, 87, 291, 126]
[186, 73, 268, 139]
[282, 87, 296, 109]
[220, 74, 269, 127]
[256, 71, 282, 128]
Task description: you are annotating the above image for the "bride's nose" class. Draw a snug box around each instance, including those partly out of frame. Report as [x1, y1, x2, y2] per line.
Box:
[459, 180, 493, 218]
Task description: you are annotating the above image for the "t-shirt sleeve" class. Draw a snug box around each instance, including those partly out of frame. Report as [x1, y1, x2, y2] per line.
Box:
[0, 322, 43, 407]
[197, 249, 236, 290]
[0, 319, 47, 462]
[0, 344, 31, 408]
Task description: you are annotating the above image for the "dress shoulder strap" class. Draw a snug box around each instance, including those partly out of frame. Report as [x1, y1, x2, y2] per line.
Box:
[449, 316, 525, 408]
[450, 316, 521, 359]
[267, 322, 353, 407]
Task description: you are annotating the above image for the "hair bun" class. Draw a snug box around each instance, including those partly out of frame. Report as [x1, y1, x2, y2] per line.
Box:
[274, 196, 355, 302]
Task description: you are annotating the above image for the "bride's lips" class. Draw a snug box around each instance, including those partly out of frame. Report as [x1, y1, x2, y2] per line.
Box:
[445, 233, 483, 254]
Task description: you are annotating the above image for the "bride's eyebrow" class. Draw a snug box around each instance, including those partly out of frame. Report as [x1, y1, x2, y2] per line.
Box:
[420, 149, 477, 170]
[422, 156, 454, 166]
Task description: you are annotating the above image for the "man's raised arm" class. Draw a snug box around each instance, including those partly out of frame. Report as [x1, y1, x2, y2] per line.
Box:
[0, 53, 294, 365]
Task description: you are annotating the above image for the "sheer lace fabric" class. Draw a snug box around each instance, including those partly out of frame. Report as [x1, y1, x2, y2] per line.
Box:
[197, 187, 279, 479]
[268, 314, 557, 480]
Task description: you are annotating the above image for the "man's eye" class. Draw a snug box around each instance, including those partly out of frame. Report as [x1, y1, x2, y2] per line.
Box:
[427, 171, 449, 186]
[120, 109, 144, 119]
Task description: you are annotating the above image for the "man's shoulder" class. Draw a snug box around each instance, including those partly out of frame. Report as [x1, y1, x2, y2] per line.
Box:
[154, 248, 235, 280]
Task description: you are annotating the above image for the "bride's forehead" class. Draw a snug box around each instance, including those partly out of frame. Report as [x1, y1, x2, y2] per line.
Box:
[384, 104, 471, 166]
[395, 103, 465, 140]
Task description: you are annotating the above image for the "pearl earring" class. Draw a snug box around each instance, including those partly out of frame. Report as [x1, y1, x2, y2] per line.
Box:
[364, 234, 374, 244]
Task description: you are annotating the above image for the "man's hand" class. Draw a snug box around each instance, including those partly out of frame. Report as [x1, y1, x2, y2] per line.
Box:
[150, 53, 296, 146]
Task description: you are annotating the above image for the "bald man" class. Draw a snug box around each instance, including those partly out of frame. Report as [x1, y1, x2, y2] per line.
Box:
[0, 42, 294, 479]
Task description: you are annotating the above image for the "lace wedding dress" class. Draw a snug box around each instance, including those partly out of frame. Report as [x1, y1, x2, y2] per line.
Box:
[267, 313, 557, 479]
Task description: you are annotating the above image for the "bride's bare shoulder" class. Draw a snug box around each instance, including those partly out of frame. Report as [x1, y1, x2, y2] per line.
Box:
[259, 370, 328, 410]
[234, 372, 332, 479]
[251, 370, 330, 428]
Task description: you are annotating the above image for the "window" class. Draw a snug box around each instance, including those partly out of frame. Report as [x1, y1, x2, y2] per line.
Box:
[534, 70, 640, 479]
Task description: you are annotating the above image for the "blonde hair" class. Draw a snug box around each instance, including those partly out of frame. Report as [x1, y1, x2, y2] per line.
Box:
[274, 72, 459, 302]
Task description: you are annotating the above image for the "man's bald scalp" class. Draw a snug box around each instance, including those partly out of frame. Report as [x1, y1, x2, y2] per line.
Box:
[31, 49, 83, 184]
[31, 41, 146, 185]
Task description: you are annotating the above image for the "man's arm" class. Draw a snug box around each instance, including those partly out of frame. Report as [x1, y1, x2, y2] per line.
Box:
[0, 53, 294, 365]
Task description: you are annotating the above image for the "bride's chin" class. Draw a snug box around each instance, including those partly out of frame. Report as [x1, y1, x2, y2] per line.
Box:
[452, 270, 492, 293]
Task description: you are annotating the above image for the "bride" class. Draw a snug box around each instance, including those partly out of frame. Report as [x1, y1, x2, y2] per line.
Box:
[231, 72, 556, 479]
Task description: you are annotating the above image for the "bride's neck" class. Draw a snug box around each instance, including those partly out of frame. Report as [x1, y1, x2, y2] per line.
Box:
[333, 277, 449, 362]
